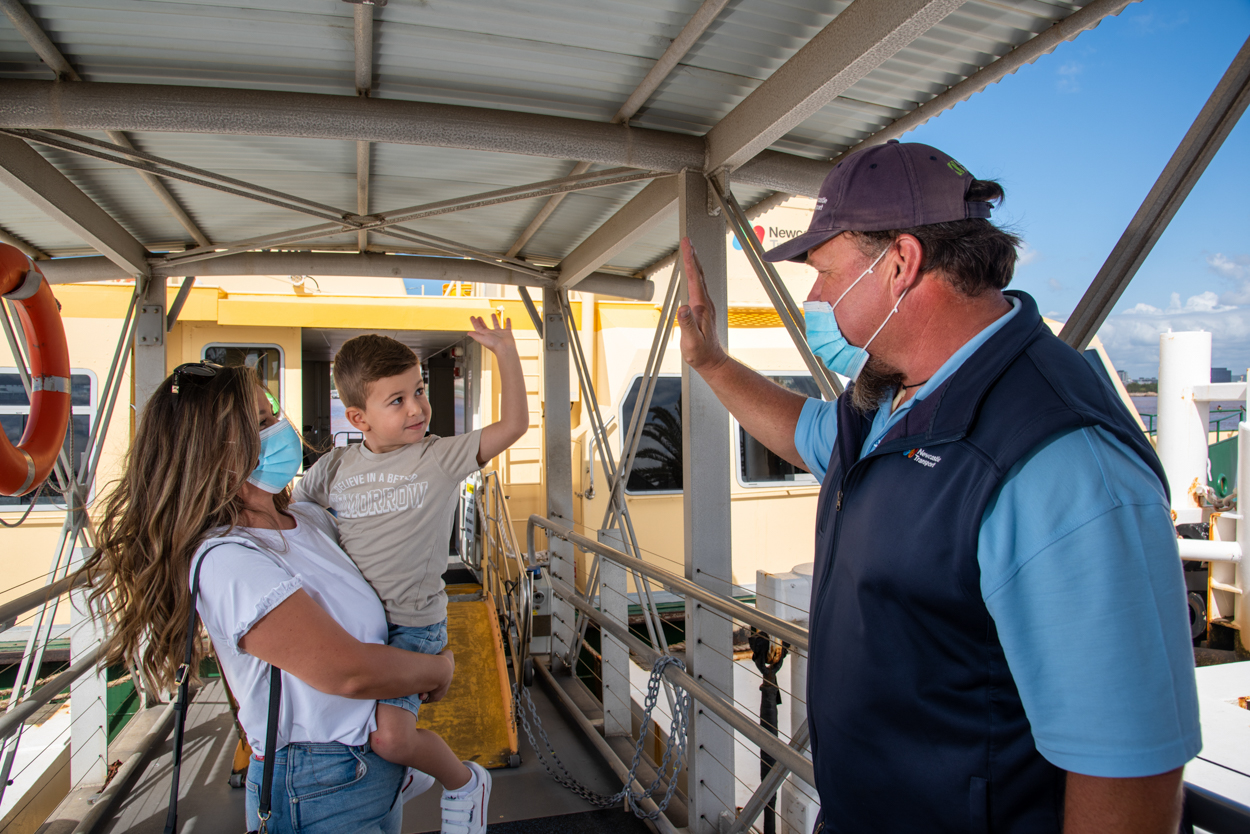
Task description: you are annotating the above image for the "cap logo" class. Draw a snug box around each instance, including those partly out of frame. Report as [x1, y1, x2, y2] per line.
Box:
[946, 160, 966, 176]
[815, 196, 827, 211]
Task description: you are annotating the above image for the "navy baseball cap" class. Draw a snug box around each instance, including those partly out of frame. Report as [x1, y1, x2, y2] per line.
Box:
[762, 140, 993, 263]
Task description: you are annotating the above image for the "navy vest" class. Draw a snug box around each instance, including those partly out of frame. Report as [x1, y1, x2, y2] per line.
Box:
[808, 291, 1166, 833]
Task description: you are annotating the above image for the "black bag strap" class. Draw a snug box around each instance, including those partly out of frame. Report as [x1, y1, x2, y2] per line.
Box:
[165, 543, 282, 834]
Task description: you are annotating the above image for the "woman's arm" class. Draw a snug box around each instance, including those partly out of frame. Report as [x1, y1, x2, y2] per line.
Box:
[238, 589, 453, 700]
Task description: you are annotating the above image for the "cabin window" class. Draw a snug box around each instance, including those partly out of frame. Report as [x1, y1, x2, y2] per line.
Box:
[202, 344, 283, 408]
[620, 375, 682, 494]
[736, 374, 821, 487]
[0, 370, 97, 509]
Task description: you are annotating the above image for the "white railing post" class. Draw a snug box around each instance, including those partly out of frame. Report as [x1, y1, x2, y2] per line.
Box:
[598, 529, 632, 738]
[69, 547, 107, 788]
[758, 565, 820, 834]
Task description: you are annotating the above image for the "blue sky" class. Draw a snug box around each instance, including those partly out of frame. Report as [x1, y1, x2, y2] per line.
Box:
[903, 0, 1250, 377]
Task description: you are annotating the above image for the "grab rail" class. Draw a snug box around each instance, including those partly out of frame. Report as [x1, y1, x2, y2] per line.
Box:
[528, 514, 809, 652]
[0, 570, 89, 632]
[0, 645, 100, 743]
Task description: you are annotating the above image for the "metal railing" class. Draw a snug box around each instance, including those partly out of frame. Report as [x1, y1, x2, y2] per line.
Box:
[475, 470, 534, 686]
[527, 513, 815, 834]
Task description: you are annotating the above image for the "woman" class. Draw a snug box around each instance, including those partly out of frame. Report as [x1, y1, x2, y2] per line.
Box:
[86, 362, 452, 833]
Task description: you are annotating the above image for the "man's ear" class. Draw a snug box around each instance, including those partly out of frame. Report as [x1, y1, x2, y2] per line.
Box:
[345, 406, 369, 432]
[889, 234, 925, 294]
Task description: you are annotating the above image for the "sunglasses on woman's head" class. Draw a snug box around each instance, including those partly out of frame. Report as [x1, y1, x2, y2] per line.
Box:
[170, 362, 223, 396]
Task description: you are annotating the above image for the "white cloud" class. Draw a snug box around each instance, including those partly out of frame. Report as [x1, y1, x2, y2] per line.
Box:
[1047, 278, 1063, 292]
[1098, 290, 1249, 376]
[1017, 243, 1040, 267]
[1210, 252, 1250, 305]
[1056, 61, 1083, 93]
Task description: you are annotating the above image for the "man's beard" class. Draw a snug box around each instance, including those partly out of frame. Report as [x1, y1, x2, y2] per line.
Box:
[849, 355, 904, 414]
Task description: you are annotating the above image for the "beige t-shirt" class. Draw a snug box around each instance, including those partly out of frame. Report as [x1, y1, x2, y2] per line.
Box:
[293, 430, 483, 627]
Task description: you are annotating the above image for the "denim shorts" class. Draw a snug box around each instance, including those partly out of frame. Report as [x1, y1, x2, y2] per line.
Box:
[245, 742, 403, 833]
[378, 619, 448, 718]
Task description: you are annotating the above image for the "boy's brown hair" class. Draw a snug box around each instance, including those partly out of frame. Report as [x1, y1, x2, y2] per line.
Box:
[334, 334, 420, 409]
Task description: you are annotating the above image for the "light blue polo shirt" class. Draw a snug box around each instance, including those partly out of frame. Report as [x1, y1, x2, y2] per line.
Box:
[795, 300, 1201, 778]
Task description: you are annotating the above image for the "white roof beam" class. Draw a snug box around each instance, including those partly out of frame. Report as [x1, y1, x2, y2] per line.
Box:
[705, 0, 964, 176]
[0, 133, 150, 276]
[36, 252, 655, 301]
[0, 80, 706, 173]
[556, 178, 678, 289]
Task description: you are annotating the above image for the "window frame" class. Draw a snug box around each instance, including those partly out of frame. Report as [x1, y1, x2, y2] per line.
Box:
[0, 367, 99, 511]
[618, 372, 684, 496]
[732, 371, 820, 489]
[201, 342, 285, 407]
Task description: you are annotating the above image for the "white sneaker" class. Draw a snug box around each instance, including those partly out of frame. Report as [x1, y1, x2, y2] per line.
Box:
[401, 767, 436, 803]
[440, 761, 491, 834]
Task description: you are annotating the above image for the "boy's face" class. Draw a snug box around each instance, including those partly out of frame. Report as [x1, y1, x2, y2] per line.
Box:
[345, 363, 432, 454]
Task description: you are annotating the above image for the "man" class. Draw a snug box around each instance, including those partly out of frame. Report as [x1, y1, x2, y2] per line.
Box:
[678, 141, 1199, 833]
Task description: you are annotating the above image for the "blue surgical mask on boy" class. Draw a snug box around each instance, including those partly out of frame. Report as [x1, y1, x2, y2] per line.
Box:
[802, 247, 906, 381]
[249, 418, 302, 494]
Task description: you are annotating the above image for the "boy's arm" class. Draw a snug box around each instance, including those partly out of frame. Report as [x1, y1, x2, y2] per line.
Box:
[469, 314, 528, 466]
[292, 453, 330, 506]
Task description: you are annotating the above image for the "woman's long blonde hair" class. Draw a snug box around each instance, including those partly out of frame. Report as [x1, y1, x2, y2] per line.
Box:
[86, 364, 290, 688]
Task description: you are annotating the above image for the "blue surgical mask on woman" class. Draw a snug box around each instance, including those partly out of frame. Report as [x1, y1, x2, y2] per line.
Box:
[248, 418, 302, 493]
[803, 247, 907, 381]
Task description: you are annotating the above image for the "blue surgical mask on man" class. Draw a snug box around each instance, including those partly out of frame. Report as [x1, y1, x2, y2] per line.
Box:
[803, 247, 907, 381]
[249, 418, 302, 493]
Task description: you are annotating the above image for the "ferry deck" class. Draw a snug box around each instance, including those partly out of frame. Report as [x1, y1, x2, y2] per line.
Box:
[1, 1, 1250, 832]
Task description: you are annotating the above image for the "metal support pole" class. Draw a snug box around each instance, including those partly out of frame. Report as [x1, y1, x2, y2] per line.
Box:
[1060, 33, 1250, 351]
[542, 287, 577, 672]
[69, 547, 107, 788]
[133, 276, 166, 416]
[678, 170, 735, 833]
[166, 276, 195, 331]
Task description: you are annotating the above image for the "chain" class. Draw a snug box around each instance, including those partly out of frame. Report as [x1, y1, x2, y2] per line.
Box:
[514, 655, 691, 820]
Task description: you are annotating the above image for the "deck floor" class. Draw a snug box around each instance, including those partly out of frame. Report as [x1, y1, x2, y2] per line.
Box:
[81, 675, 631, 833]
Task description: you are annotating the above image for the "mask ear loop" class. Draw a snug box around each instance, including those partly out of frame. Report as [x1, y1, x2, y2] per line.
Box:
[831, 246, 891, 310]
[862, 287, 908, 354]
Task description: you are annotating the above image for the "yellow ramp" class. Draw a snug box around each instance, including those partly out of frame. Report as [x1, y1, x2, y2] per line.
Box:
[417, 593, 518, 769]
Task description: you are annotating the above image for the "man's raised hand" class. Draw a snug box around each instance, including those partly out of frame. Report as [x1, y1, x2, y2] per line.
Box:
[677, 237, 729, 374]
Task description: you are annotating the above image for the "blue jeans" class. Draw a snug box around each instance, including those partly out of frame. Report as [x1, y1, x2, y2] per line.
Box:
[379, 620, 448, 718]
[245, 742, 403, 834]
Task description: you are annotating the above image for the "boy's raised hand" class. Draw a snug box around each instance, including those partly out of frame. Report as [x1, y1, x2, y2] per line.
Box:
[467, 313, 517, 356]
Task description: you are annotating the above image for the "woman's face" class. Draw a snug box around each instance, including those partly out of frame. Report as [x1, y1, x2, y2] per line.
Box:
[257, 388, 279, 432]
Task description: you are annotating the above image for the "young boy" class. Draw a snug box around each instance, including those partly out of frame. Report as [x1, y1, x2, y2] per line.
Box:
[293, 314, 527, 834]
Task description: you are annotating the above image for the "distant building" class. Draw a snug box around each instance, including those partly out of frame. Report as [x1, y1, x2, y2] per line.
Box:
[1117, 369, 1129, 383]
[1212, 367, 1232, 383]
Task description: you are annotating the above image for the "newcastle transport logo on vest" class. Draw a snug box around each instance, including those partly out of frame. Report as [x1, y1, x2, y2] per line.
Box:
[906, 448, 942, 468]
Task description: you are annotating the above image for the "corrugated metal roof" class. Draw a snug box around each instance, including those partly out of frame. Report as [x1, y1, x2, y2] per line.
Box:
[0, 0, 1106, 278]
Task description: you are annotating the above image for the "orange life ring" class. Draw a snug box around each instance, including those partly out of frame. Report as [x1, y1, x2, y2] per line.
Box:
[0, 243, 71, 497]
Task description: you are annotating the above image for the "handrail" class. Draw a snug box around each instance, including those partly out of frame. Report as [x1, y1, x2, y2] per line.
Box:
[478, 471, 532, 679]
[548, 574, 816, 786]
[529, 515, 809, 652]
[0, 570, 90, 631]
[0, 645, 100, 743]
[1184, 782, 1250, 834]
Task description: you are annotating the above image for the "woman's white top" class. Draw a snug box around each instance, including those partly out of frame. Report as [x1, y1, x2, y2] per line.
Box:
[191, 502, 387, 757]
